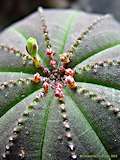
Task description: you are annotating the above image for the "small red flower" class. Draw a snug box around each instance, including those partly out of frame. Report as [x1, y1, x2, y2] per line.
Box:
[59, 66, 65, 74]
[33, 73, 42, 83]
[65, 68, 75, 77]
[43, 81, 49, 93]
[46, 48, 54, 58]
[65, 76, 74, 84]
[55, 89, 64, 100]
[60, 53, 70, 64]
[65, 76, 77, 89]
[56, 82, 63, 89]
[43, 68, 50, 76]
[50, 60, 57, 68]
[55, 89, 60, 97]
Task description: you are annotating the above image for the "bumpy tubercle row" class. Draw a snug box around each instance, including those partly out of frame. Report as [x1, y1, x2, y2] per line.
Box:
[77, 86, 120, 119]
[2, 91, 46, 159]
[60, 15, 110, 65]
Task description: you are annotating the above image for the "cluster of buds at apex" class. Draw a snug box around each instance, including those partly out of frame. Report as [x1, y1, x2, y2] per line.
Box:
[65, 76, 77, 89]
[55, 82, 64, 101]
[65, 68, 75, 77]
[43, 81, 49, 94]
[46, 48, 54, 58]
[50, 59, 57, 68]
[60, 53, 70, 64]
[33, 73, 42, 83]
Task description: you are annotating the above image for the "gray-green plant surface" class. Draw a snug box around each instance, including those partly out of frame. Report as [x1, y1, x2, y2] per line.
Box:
[0, 8, 120, 160]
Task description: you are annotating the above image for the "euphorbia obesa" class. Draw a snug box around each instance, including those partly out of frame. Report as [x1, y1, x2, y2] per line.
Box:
[0, 7, 120, 160]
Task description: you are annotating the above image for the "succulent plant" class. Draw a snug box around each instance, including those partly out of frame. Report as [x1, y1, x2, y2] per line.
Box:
[0, 7, 120, 160]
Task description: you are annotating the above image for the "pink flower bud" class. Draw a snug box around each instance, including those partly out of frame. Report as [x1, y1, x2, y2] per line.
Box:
[50, 60, 57, 68]
[59, 66, 65, 74]
[65, 76, 74, 84]
[43, 81, 49, 93]
[56, 82, 63, 89]
[33, 73, 42, 83]
[65, 76, 77, 89]
[65, 68, 75, 77]
[46, 48, 54, 57]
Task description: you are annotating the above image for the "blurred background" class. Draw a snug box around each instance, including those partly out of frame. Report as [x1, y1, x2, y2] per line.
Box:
[0, 0, 120, 31]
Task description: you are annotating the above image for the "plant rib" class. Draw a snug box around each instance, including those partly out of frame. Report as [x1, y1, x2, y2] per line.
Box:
[2, 91, 46, 159]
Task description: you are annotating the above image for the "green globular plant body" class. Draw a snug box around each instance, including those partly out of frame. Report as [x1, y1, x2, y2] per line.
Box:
[0, 7, 120, 160]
